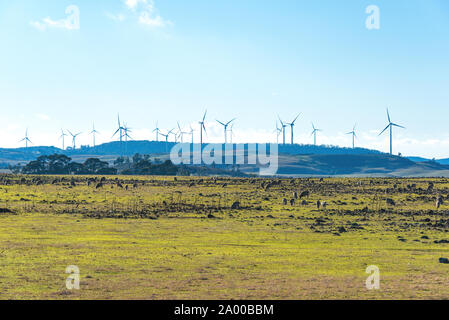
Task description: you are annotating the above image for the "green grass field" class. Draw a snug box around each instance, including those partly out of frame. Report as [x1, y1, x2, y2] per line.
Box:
[1, 175, 448, 299]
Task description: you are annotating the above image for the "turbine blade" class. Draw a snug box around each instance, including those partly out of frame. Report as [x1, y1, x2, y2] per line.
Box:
[278, 115, 284, 125]
[387, 108, 391, 123]
[392, 123, 405, 129]
[379, 124, 390, 136]
[292, 113, 301, 124]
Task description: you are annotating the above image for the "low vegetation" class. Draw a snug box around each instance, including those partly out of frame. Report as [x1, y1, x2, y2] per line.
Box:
[0, 174, 449, 299]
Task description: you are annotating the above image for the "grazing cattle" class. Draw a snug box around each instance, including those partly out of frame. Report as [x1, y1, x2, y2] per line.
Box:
[125, 185, 129, 191]
[290, 199, 295, 206]
[283, 198, 288, 205]
[133, 183, 138, 189]
[231, 201, 240, 210]
[321, 201, 327, 210]
[299, 191, 310, 199]
[95, 183, 103, 189]
[316, 200, 321, 210]
[117, 182, 123, 188]
[189, 182, 195, 188]
[386, 198, 396, 206]
[293, 192, 298, 199]
[301, 200, 307, 206]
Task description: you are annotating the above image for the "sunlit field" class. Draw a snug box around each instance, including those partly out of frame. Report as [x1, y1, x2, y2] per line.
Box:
[1, 175, 449, 300]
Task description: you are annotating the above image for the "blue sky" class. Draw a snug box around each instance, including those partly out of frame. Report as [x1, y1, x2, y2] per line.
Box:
[0, 0, 448, 157]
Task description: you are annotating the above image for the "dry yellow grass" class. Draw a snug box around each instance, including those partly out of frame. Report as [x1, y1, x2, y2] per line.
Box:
[0, 175, 448, 299]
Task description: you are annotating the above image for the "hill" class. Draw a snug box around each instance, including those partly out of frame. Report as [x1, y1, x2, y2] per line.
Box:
[254, 153, 449, 177]
[2, 141, 449, 177]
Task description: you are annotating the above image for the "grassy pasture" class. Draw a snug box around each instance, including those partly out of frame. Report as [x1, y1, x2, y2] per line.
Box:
[0, 175, 448, 300]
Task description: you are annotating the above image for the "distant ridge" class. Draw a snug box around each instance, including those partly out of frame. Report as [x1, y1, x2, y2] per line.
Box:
[2, 141, 449, 177]
[2, 140, 382, 159]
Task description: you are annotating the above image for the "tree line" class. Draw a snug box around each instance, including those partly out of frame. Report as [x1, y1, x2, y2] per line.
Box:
[10, 154, 179, 176]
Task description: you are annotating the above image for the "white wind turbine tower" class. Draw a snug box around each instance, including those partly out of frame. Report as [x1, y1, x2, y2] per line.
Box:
[153, 121, 162, 142]
[274, 122, 282, 144]
[379, 108, 405, 155]
[311, 123, 322, 146]
[287, 114, 301, 145]
[189, 125, 195, 144]
[228, 124, 235, 144]
[199, 110, 207, 163]
[123, 123, 132, 142]
[59, 129, 68, 150]
[112, 114, 125, 142]
[20, 129, 32, 148]
[346, 124, 357, 149]
[167, 128, 176, 143]
[90, 123, 100, 147]
[216, 118, 236, 144]
[278, 116, 287, 145]
[177, 122, 189, 143]
[160, 129, 174, 152]
[68, 130, 82, 149]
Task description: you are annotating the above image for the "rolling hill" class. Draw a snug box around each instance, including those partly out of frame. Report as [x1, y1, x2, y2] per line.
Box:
[2, 141, 449, 177]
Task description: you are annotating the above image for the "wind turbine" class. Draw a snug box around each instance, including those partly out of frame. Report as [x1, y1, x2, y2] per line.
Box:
[311, 123, 322, 146]
[229, 124, 235, 144]
[112, 114, 125, 142]
[287, 114, 301, 145]
[90, 123, 100, 147]
[68, 130, 82, 149]
[199, 110, 207, 163]
[189, 125, 195, 144]
[274, 122, 282, 144]
[379, 108, 405, 155]
[123, 123, 132, 142]
[153, 121, 162, 142]
[159, 133, 168, 152]
[346, 124, 357, 149]
[177, 122, 189, 143]
[216, 118, 236, 144]
[20, 129, 32, 148]
[59, 129, 68, 150]
[278, 116, 287, 145]
[160, 129, 174, 152]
